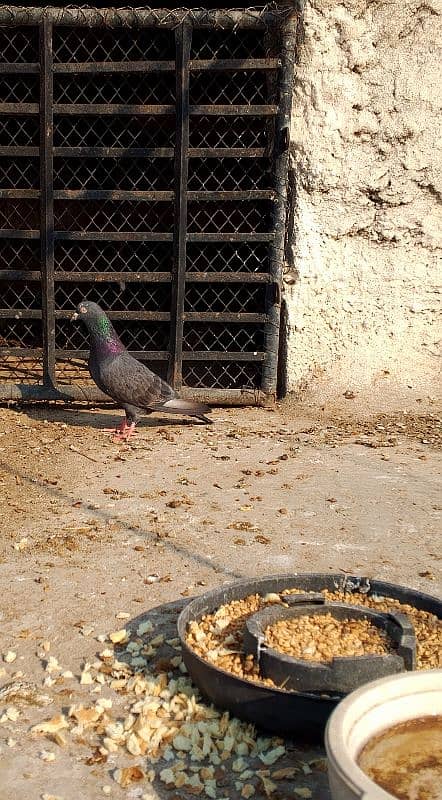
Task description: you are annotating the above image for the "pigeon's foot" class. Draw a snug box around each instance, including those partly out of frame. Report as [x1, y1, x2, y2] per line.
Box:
[99, 419, 131, 436]
[112, 421, 137, 443]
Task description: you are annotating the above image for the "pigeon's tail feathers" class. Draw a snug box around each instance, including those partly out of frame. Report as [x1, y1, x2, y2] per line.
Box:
[151, 397, 212, 423]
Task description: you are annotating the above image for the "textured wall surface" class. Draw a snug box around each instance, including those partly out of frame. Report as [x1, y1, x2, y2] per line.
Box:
[284, 0, 441, 402]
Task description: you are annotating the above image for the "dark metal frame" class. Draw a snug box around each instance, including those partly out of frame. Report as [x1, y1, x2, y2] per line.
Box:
[0, 5, 297, 404]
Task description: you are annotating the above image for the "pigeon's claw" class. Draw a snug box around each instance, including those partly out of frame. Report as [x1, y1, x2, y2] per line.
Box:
[112, 421, 136, 443]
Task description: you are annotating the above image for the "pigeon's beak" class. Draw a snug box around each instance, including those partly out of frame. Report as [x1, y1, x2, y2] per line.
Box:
[71, 311, 79, 322]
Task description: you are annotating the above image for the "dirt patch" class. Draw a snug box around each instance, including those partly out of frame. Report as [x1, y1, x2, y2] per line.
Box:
[0, 401, 440, 799]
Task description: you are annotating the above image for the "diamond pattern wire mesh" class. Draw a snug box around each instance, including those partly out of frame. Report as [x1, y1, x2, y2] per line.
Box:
[188, 158, 272, 191]
[0, 27, 39, 63]
[185, 284, 265, 314]
[189, 115, 268, 149]
[54, 73, 175, 105]
[183, 323, 264, 352]
[54, 241, 172, 273]
[55, 282, 171, 313]
[0, 158, 39, 189]
[0, 240, 40, 271]
[0, 75, 39, 103]
[54, 115, 175, 148]
[183, 361, 261, 390]
[0, 281, 42, 309]
[190, 71, 268, 106]
[55, 319, 170, 354]
[53, 27, 175, 63]
[53, 157, 174, 191]
[0, 19, 285, 396]
[188, 202, 271, 233]
[186, 242, 269, 273]
[0, 116, 39, 147]
[54, 200, 174, 232]
[0, 199, 39, 229]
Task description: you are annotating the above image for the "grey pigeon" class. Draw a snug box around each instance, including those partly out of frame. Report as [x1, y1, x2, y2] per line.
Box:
[72, 300, 212, 440]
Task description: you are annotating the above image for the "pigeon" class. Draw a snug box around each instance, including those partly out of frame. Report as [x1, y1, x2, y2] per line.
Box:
[72, 300, 212, 440]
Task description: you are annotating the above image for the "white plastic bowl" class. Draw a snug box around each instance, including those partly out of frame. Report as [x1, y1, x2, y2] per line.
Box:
[325, 669, 442, 800]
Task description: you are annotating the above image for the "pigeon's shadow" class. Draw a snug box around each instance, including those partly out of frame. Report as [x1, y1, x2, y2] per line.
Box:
[7, 404, 207, 431]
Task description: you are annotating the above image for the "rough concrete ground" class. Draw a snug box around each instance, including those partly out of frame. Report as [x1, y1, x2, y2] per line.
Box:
[0, 401, 440, 800]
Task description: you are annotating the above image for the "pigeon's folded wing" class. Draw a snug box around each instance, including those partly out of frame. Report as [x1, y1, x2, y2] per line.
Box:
[98, 351, 175, 409]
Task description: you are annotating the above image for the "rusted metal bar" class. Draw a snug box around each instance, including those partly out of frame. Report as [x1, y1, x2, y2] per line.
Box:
[54, 310, 171, 321]
[190, 104, 277, 116]
[53, 147, 175, 158]
[0, 7, 290, 29]
[188, 148, 266, 158]
[0, 63, 39, 74]
[185, 273, 271, 283]
[54, 103, 175, 115]
[0, 270, 40, 280]
[261, 15, 297, 397]
[188, 190, 275, 201]
[54, 231, 174, 242]
[0, 230, 40, 239]
[0, 309, 41, 318]
[187, 232, 274, 242]
[53, 189, 175, 201]
[184, 312, 267, 323]
[168, 21, 191, 390]
[53, 61, 176, 74]
[40, 17, 56, 388]
[0, 147, 39, 157]
[0, 189, 40, 199]
[54, 271, 171, 283]
[54, 350, 168, 361]
[0, 384, 261, 405]
[0, 103, 39, 114]
[182, 352, 265, 361]
[189, 58, 280, 71]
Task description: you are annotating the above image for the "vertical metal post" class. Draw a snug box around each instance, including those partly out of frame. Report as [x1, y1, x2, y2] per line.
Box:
[261, 15, 297, 397]
[168, 21, 191, 390]
[40, 17, 56, 388]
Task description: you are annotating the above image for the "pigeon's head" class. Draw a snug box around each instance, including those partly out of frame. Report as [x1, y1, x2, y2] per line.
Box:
[72, 301, 112, 336]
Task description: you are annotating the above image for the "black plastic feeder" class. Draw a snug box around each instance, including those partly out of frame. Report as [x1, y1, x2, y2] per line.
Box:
[177, 574, 442, 738]
[243, 600, 416, 694]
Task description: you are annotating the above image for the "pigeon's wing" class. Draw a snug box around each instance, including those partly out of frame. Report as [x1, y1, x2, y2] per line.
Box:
[98, 351, 175, 410]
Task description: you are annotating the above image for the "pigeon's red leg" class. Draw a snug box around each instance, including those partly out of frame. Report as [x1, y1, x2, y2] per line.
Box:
[112, 421, 136, 442]
[99, 418, 128, 435]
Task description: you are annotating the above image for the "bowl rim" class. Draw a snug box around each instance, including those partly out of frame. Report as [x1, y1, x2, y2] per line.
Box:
[325, 668, 442, 800]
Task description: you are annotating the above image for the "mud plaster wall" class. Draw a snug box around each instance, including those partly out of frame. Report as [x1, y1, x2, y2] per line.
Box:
[283, 0, 441, 401]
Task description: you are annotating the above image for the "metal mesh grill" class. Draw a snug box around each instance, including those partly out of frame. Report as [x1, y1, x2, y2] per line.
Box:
[185, 284, 265, 314]
[0, 75, 39, 103]
[0, 116, 39, 147]
[0, 14, 292, 400]
[54, 240, 172, 273]
[188, 159, 273, 191]
[190, 71, 268, 106]
[54, 157, 174, 191]
[186, 242, 269, 273]
[184, 323, 264, 352]
[188, 202, 272, 233]
[54, 115, 175, 148]
[54, 200, 174, 232]
[0, 239, 40, 271]
[54, 73, 175, 105]
[55, 282, 171, 313]
[53, 26, 175, 63]
[0, 26, 39, 63]
[0, 199, 39, 229]
[0, 158, 39, 189]
[55, 319, 170, 353]
[189, 115, 268, 149]
[183, 361, 261, 390]
[0, 281, 42, 309]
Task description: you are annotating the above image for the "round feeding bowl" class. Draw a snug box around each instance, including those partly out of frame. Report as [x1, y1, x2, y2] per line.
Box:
[243, 601, 416, 694]
[325, 669, 442, 800]
[177, 574, 442, 738]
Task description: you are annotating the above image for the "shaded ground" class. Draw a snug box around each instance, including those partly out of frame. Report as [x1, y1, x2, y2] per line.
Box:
[0, 401, 440, 799]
